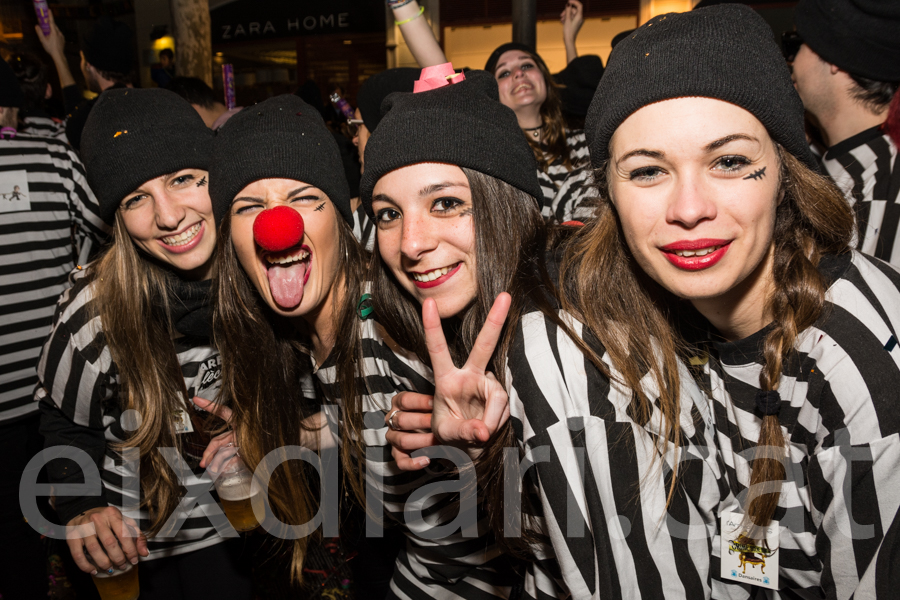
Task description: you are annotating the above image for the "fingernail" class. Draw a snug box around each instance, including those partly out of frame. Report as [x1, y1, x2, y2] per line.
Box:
[428, 399, 433, 408]
[131, 557, 139, 565]
[107, 567, 115, 574]
[91, 569, 98, 576]
[416, 457, 430, 467]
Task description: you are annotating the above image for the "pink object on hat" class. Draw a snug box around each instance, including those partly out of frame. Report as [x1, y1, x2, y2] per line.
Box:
[413, 63, 465, 93]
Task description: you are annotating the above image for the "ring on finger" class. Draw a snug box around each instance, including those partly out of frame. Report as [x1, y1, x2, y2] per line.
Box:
[388, 409, 401, 431]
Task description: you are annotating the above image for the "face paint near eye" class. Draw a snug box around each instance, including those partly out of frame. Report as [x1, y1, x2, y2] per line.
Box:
[743, 167, 767, 180]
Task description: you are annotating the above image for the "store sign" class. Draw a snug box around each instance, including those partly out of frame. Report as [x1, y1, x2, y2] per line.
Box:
[211, 0, 384, 42]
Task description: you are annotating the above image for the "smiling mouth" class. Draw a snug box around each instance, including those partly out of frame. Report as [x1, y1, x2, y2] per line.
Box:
[264, 246, 311, 308]
[412, 264, 457, 283]
[162, 222, 201, 246]
[669, 245, 724, 258]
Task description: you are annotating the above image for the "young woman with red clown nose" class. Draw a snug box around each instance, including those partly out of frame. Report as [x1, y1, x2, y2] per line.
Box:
[392, 4, 900, 598]
[360, 67, 733, 598]
[204, 93, 526, 599]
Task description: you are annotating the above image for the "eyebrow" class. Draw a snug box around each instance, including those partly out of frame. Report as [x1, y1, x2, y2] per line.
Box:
[495, 56, 533, 72]
[233, 185, 316, 204]
[616, 133, 761, 164]
[417, 181, 468, 197]
[703, 133, 759, 152]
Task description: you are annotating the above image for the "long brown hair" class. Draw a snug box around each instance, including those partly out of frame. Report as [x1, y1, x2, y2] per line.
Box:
[575, 144, 854, 538]
[212, 207, 367, 581]
[742, 148, 853, 536]
[371, 168, 563, 554]
[93, 212, 193, 538]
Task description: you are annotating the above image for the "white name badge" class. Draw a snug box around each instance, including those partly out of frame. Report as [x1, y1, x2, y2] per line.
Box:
[720, 511, 779, 590]
[172, 409, 195, 434]
[0, 170, 31, 213]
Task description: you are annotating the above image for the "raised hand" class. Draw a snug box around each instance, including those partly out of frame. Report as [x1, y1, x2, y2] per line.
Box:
[561, 0, 585, 63]
[424, 292, 512, 448]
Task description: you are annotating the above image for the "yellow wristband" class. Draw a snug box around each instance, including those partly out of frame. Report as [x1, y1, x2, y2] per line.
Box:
[395, 6, 424, 26]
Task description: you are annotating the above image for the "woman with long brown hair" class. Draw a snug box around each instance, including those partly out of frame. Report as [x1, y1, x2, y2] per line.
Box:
[568, 4, 900, 596]
[484, 42, 593, 223]
[362, 69, 730, 599]
[35, 89, 253, 598]
[207, 93, 522, 600]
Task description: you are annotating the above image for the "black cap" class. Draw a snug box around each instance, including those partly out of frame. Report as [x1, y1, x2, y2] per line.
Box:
[82, 16, 135, 75]
[359, 70, 542, 218]
[0, 58, 24, 109]
[586, 4, 817, 171]
[554, 55, 604, 118]
[80, 88, 214, 225]
[357, 68, 419, 132]
[210, 94, 352, 226]
[484, 43, 549, 76]
[796, 0, 900, 82]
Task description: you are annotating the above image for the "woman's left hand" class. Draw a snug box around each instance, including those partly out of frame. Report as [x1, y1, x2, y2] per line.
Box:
[561, 1, 585, 52]
[424, 292, 512, 447]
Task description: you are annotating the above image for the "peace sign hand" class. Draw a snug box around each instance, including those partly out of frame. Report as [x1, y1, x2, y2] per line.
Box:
[424, 292, 512, 449]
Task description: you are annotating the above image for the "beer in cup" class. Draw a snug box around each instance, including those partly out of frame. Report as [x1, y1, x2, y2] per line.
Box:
[92, 561, 139, 600]
[211, 449, 261, 532]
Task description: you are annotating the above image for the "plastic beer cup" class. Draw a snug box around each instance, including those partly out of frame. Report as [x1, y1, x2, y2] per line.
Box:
[92, 561, 139, 600]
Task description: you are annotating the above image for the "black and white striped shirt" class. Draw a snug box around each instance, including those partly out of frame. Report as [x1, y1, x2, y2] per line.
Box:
[823, 127, 900, 267]
[35, 269, 229, 559]
[537, 130, 594, 223]
[702, 251, 900, 599]
[0, 133, 107, 423]
[22, 114, 70, 144]
[314, 317, 524, 600]
[507, 309, 732, 599]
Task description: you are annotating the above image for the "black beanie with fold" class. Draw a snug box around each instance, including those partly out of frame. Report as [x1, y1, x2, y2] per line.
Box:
[210, 94, 352, 226]
[80, 88, 214, 225]
[358, 70, 543, 218]
[796, 0, 900, 82]
[586, 3, 817, 171]
[357, 68, 419, 132]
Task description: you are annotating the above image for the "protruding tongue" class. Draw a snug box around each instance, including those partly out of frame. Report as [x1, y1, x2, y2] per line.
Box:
[267, 261, 308, 308]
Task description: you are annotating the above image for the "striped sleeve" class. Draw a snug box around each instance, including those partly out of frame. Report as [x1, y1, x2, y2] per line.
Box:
[823, 129, 900, 267]
[352, 202, 376, 252]
[508, 310, 727, 599]
[316, 318, 524, 599]
[706, 251, 900, 598]
[35, 271, 228, 559]
[537, 130, 596, 223]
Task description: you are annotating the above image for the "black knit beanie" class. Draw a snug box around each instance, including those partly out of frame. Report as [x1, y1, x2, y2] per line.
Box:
[81, 88, 214, 225]
[586, 4, 817, 171]
[82, 16, 135, 75]
[357, 68, 419, 132]
[0, 58, 24, 108]
[484, 43, 550, 76]
[358, 70, 542, 218]
[796, 0, 900, 82]
[209, 94, 352, 226]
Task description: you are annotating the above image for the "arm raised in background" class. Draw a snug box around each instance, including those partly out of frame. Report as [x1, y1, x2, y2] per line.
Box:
[561, 0, 585, 64]
[389, 0, 447, 68]
[34, 9, 78, 110]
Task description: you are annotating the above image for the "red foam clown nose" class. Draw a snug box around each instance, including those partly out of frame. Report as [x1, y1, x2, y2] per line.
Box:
[253, 206, 305, 252]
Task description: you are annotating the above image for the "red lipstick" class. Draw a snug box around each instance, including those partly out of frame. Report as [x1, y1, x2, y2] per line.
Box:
[660, 239, 731, 271]
[411, 263, 461, 289]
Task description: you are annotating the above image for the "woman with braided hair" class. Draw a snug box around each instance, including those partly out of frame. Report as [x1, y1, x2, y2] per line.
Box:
[567, 4, 900, 597]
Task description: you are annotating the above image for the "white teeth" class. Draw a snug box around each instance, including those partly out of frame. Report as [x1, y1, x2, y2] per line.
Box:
[673, 245, 722, 258]
[264, 248, 309, 265]
[162, 223, 201, 246]
[412, 265, 453, 283]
